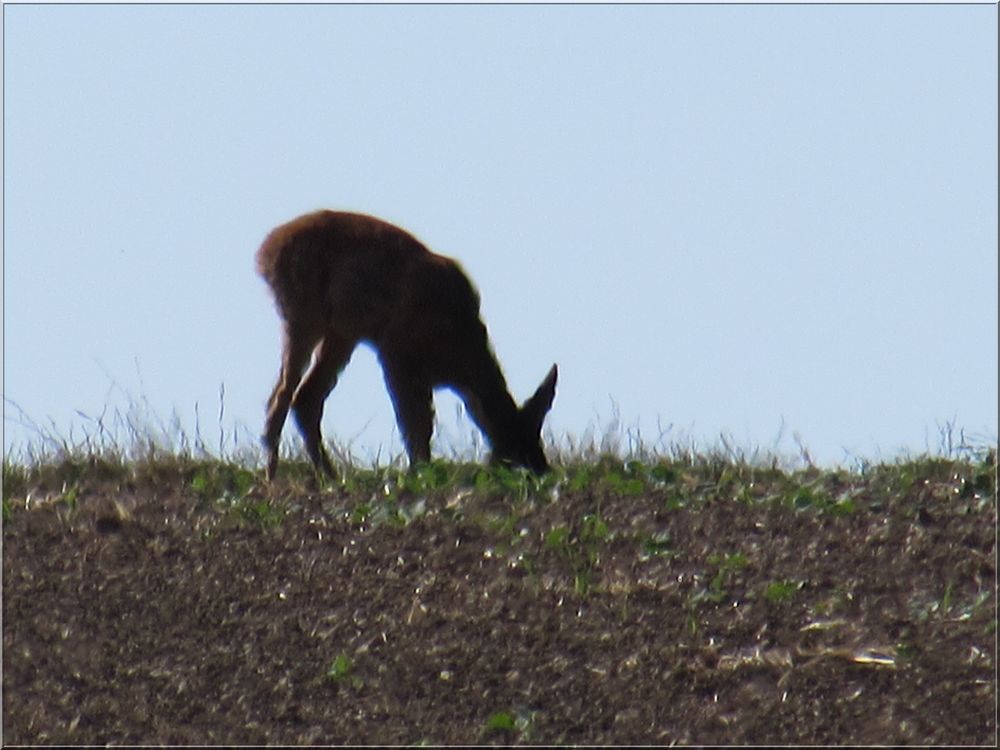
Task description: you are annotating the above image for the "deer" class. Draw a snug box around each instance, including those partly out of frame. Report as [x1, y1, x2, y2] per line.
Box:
[256, 210, 558, 480]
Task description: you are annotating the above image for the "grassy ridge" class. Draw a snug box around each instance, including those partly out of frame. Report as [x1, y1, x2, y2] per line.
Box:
[5, 440, 996, 522]
[4, 447, 996, 609]
[2, 443, 996, 744]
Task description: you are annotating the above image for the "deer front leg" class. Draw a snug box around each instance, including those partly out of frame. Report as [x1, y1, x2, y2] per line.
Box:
[380, 358, 434, 468]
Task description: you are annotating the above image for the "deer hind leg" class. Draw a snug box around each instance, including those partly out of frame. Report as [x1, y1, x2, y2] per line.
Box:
[380, 357, 434, 467]
[264, 325, 321, 480]
[291, 333, 355, 478]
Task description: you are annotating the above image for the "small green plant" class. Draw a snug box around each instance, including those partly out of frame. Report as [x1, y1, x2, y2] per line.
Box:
[376, 460, 457, 500]
[199, 462, 285, 530]
[601, 461, 647, 496]
[662, 491, 687, 511]
[692, 551, 749, 605]
[639, 531, 674, 561]
[189, 462, 255, 503]
[484, 711, 515, 733]
[830, 493, 857, 515]
[481, 707, 536, 740]
[941, 581, 954, 613]
[564, 464, 597, 493]
[774, 480, 857, 515]
[789, 485, 824, 510]
[545, 525, 598, 595]
[712, 550, 748, 577]
[544, 513, 610, 596]
[351, 501, 373, 525]
[221, 495, 288, 529]
[59, 483, 81, 511]
[347, 496, 415, 529]
[545, 525, 571, 552]
[764, 579, 803, 604]
[325, 652, 362, 689]
[580, 512, 609, 544]
[408, 460, 456, 492]
[326, 653, 353, 681]
[649, 462, 679, 485]
[473, 463, 550, 501]
[684, 550, 750, 632]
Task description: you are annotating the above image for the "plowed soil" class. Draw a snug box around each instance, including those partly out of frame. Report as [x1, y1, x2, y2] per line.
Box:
[3, 459, 996, 745]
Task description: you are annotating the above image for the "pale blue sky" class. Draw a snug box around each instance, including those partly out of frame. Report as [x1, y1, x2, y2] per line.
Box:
[4, 3, 998, 467]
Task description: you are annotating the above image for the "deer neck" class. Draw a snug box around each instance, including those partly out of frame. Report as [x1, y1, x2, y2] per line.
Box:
[455, 354, 520, 450]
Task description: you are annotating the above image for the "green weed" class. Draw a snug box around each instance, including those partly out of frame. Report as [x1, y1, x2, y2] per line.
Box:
[188, 462, 255, 503]
[185, 461, 283, 529]
[220, 495, 287, 529]
[484, 711, 516, 733]
[600, 460, 648, 496]
[325, 652, 363, 689]
[763, 579, 804, 605]
[59, 483, 81, 512]
[694, 551, 750, 605]
[638, 531, 674, 561]
[481, 707, 536, 740]
[326, 653, 352, 681]
[544, 512, 611, 596]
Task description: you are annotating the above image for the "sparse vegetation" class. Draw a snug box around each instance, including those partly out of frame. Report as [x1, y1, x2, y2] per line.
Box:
[2, 420, 996, 744]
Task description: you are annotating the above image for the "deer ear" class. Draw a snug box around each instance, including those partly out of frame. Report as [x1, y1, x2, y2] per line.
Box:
[522, 364, 558, 434]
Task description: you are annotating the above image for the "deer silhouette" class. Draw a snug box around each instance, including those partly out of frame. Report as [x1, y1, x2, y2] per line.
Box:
[256, 210, 558, 479]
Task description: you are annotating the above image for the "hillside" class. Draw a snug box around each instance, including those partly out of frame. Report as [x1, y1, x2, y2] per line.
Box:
[3, 452, 996, 744]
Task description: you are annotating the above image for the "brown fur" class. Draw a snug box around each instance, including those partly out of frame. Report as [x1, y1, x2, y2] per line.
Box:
[257, 210, 557, 479]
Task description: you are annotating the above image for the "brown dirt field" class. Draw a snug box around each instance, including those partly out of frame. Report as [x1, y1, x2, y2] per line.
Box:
[3, 459, 996, 745]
